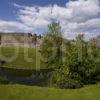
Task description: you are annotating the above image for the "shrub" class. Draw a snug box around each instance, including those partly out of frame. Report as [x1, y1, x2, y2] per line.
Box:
[57, 78, 83, 89]
[95, 75, 100, 81]
[50, 68, 83, 89]
[41, 22, 99, 89]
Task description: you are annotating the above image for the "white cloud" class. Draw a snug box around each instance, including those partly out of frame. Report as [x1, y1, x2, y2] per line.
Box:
[0, 0, 100, 39]
[66, 0, 100, 22]
[62, 18, 100, 39]
[0, 20, 32, 32]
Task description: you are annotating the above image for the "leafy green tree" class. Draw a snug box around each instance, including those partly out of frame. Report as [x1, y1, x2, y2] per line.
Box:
[48, 22, 61, 34]
[40, 22, 63, 69]
[40, 23, 98, 89]
[51, 34, 97, 88]
[64, 34, 97, 84]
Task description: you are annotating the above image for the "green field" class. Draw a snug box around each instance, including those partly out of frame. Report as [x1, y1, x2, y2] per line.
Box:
[0, 83, 99, 100]
[0, 47, 100, 70]
[0, 47, 45, 69]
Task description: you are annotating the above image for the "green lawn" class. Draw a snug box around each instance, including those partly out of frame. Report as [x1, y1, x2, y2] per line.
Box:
[0, 83, 99, 100]
[0, 47, 99, 70]
[0, 47, 44, 69]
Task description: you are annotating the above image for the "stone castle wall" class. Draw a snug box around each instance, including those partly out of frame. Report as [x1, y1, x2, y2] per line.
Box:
[0, 33, 42, 48]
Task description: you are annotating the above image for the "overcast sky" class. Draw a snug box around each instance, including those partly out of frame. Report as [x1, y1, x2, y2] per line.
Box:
[0, 0, 100, 39]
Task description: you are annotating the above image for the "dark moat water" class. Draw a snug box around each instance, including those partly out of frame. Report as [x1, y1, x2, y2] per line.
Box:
[0, 67, 53, 86]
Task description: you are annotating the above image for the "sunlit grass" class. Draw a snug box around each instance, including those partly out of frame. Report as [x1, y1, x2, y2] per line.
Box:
[0, 83, 99, 100]
[0, 47, 44, 69]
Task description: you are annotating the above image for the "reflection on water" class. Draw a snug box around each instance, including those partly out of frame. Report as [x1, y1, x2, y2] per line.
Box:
[0, 67, 53, 86]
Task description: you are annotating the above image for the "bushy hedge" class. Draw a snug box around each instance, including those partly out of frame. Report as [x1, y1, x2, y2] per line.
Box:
[50, 68, 83, 89]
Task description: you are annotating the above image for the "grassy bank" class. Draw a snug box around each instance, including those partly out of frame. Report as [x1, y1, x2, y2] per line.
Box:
[0, 83, 100, 100]
[0, 47, 44, 69]
[0, 47, 100, 70]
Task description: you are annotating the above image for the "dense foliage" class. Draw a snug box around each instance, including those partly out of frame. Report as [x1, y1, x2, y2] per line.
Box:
[40, 22, 100, 89]
[40, 22, 63, 69]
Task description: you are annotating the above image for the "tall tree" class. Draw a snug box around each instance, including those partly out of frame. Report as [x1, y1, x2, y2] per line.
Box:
[40, 22, 63, 69]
